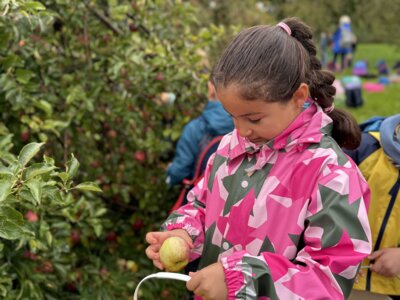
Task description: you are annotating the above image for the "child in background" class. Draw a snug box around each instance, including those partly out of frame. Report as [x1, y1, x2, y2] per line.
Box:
[345, 114, 400, 300]
[166, 81, 234, 186]
[332, 15, 353, 71]
[146, 18, 371, 299]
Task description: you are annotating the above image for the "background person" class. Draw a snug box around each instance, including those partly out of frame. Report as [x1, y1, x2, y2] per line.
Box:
[345, 114, 400, 300]
[332, 15, 353, 71]
[166, 81, 234, 186]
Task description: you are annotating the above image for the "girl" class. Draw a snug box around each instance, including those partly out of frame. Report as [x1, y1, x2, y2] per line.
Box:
[146, 18, 371, 300]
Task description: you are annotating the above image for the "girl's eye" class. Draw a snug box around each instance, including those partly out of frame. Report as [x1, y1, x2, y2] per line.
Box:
[248, 118, 261, 124]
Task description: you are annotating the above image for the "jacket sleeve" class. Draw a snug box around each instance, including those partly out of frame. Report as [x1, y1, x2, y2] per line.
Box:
[162, 152, 216, 261]
[167, 119, 202, 185]
[221, 161, 371, 300]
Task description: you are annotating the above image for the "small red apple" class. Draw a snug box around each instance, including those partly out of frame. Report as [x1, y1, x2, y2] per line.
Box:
[134, 150, 146, 162]
[99, 267, 109, 277]
[65, 282, 78, 292]
[129, 23, 139, 32]
[20, 131, 30, 142]
[107, 129, 117, 139]
[132, 219, 144, 231]
[161, 288, 171, 299]
[90, 160, 101, 168]
[23, 251, 37, 261]
[25, 210, 39, 222]
[105, 231, 117, 242]
[18, 40, 25, 47]
[39, 261, 53, 273]
[155, 73, 164, 81]
[71, 230, 80, 245]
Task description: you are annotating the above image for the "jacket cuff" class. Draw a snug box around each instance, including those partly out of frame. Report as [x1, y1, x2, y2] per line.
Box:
[221, 251, 247, 299]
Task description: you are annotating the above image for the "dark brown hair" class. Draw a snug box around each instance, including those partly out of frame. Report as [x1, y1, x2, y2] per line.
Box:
[211, 17, 360, 149]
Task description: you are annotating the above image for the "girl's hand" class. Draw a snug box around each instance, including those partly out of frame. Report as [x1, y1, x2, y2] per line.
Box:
[186, 262, 227, 300]
[145, 229, 192, 270]
[369, 248, 400, 277]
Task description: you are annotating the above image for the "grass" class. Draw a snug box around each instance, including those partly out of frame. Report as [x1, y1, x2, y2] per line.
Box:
[332, 43, 400, 123]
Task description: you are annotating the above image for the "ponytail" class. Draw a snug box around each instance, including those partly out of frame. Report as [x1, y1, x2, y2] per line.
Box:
[283, 18, 361, 149]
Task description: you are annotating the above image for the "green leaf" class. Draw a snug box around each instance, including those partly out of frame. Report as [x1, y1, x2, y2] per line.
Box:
[66, 154, 79, 180]
[0, 206, 34, 240]
[95, 208, 107, 217]
[24, 1, 46, 11]
[24, 163, 56, 180]
[34, 100, 53, 116]
[43, 155, 55, 165]
[90, 219, 103, 237]
[0, 166, 14, 177]
[15, 69, 35, 84]
[0, 133, 13, 151]
[57, 172, 68, 184]
[74, 182, 102, 192]
[19, 189, 36, 204]
[18, 142, 44, 167]
[26, 179, 42, 205]
[0, 180, 13, 202]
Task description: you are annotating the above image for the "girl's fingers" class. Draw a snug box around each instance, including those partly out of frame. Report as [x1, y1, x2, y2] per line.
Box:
[146, 232, 161, 244]
[153, 260, 164, 270]
[145, 244, 161, 260]
[186, 273, 201, 292]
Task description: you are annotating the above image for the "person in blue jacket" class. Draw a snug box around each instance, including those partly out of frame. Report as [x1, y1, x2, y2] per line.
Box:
[332, 15, 353, 71]
[166, 81, 234, 185]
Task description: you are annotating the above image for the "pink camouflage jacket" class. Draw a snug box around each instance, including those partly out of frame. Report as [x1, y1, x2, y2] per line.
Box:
[163, 102, 372, 299]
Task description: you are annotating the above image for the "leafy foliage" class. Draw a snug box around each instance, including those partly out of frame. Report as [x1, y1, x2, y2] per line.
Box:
[0, 0, 227, 298]
[0, 135, 108, 299]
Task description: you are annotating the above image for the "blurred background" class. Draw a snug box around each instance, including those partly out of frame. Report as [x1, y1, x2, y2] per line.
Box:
[0, 0, 399, 299]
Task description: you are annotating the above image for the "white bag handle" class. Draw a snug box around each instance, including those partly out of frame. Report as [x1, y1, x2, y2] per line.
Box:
[133, 272, 191, 300]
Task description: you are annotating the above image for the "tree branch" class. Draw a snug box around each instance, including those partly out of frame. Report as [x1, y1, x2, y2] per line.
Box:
[85, 4, 123, 36]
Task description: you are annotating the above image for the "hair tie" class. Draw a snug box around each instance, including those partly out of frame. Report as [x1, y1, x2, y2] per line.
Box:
[277, 22, 291, 36]
[324, 103, 335, 114]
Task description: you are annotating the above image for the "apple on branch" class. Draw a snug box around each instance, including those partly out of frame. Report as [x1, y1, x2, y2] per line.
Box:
[159, 236, 190, 272]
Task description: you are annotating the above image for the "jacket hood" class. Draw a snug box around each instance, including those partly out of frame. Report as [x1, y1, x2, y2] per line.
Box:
[202, 101, 234, 136]
[380, 114, 400, 167]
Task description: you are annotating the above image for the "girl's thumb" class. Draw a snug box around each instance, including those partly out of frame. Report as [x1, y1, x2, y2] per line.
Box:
[188, 271, 197, 277]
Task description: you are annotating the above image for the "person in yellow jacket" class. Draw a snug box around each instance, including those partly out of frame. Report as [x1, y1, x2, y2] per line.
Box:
[345, 114, 400, 300]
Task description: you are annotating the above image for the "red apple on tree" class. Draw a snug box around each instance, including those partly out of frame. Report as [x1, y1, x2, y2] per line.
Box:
[25, 210, 39, 222]
[20, 131, 30, 142]
[134, 150, 146, 162]
[71, 230, 80, 245]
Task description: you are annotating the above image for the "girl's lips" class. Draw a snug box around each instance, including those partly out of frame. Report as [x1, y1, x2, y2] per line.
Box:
[249, 138, 264, 144]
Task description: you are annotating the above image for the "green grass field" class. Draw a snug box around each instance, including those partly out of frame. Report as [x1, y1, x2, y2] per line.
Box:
[333, 43, 400, 123]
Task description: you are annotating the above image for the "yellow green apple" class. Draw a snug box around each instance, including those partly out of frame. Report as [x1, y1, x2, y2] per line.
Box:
[159, 236, 190, 272]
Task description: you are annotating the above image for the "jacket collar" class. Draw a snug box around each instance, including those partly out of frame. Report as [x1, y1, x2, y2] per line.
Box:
[226, 102, 333, 163]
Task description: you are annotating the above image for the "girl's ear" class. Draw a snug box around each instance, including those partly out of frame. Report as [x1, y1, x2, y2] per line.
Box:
[208, 81, 217, 100]
[292, 83, 309, 108]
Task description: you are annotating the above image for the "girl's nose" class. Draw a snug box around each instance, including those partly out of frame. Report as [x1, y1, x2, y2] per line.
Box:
[235, 120, 252, 137]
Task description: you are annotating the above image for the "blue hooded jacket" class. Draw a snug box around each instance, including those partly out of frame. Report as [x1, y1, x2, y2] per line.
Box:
[166, 101, 234, 185]
[332, 22, 352, 54]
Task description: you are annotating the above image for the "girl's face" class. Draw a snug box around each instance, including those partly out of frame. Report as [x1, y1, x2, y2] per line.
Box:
[217, 84, 308, 144]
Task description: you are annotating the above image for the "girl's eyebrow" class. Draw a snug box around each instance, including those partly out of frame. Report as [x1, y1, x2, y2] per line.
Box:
[238, 112, 263, 118]
[228, 112, 263, 118]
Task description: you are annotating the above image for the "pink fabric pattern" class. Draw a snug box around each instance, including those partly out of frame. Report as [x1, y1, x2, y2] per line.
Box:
[163, 102, 371, 299]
